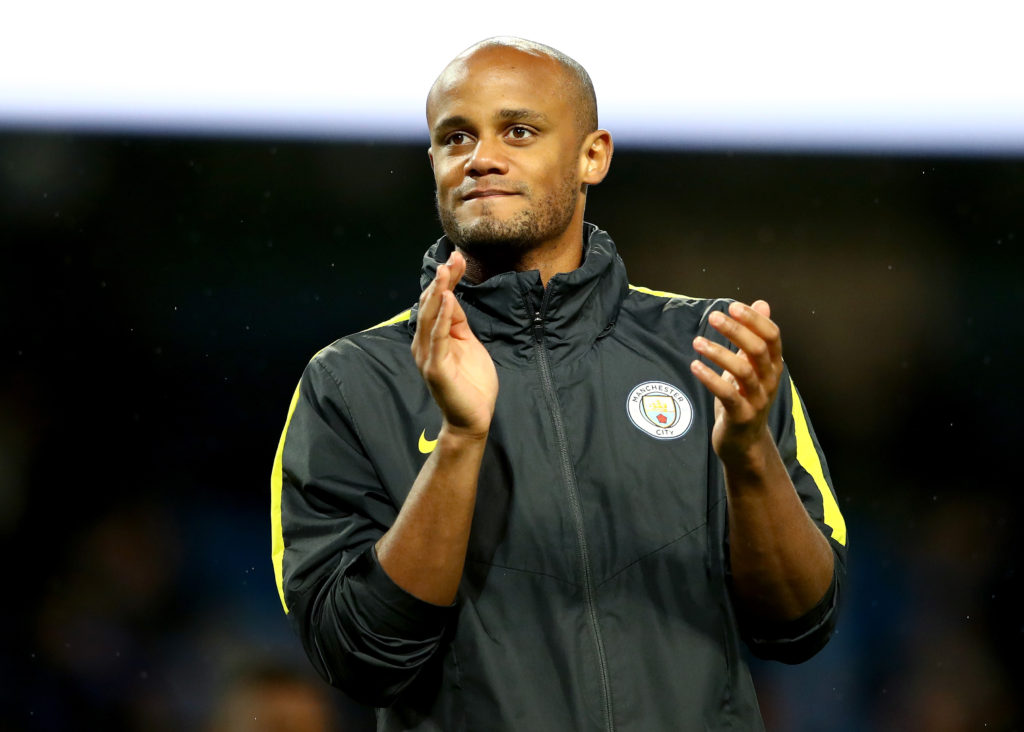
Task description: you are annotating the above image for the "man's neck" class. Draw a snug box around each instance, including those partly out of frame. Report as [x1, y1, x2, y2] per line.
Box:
[458, 224, 586, 287]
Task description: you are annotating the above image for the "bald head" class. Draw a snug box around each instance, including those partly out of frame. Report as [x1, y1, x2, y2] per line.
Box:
[425, 36, 613, 277]
[428, 37, 598, 140]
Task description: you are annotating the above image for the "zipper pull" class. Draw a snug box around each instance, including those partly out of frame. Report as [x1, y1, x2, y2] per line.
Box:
[532, 310, 545, 342]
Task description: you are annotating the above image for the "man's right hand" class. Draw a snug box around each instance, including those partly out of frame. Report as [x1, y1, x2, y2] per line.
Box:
[411, 250, 499, 438]
[378, 250, 496, 605]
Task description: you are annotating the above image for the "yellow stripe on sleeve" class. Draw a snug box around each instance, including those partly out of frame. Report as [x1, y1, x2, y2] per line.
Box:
[790, 378, 847, 546]
[271, 381, 303, 614]
[270, 308, 409, 612]
[628, 284, 695, 300]
[361, 308, 412, 332]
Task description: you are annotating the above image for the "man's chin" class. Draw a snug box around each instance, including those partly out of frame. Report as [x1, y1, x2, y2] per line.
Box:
[452, 230, 534, 254]
[446, 215, 536, 250]
[456, 206, 521, 228]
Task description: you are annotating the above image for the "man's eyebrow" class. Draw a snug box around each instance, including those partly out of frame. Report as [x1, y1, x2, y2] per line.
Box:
[432, 115, 471, 137]
[496, 108, 549, 124]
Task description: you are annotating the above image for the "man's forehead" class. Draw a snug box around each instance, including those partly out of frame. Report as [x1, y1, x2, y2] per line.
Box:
[427, 45, 567, 119]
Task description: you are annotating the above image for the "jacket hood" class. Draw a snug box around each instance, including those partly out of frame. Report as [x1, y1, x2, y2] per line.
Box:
[412, 223, 628, 366]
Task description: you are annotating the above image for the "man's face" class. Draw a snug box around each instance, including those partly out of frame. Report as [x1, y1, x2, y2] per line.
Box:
[427, 46, 585, 256]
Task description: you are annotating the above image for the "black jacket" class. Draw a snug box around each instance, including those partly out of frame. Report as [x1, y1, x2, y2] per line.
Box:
[271, 224, 848, 731]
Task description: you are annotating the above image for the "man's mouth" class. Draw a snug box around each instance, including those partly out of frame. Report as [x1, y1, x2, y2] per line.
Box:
[462, 189, 519, 201]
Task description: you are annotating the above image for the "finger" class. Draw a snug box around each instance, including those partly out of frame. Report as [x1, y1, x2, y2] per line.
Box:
[446, 290, 474, 340]
[423, 262, 450, 322]
[708, 311, 778, 382]
[412, 281, 434, 363]
[412, 262, 449, 361]
[693, 336, 761, 398]
[727, 301, 782, 362]
[437, 250, 476, 340]
[446, 249, 467, 290]
[708, 309, 775, 379]
[428, 289, 454, 370]
[690, 359, 748, 414]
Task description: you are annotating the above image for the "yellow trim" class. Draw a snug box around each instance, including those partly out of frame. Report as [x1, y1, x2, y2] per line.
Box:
[268, 307, 411, 612]
[790, 379, 847, 546]
[271, 382, 303, 614]
[628, 284, 695, 300]
[361, 308, 412, 332]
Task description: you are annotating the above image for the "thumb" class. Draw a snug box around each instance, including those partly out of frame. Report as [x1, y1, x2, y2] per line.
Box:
[447, 294, 474, 339]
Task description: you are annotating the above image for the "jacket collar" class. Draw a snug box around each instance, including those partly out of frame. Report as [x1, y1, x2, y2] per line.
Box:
[411, 223, 628, 366]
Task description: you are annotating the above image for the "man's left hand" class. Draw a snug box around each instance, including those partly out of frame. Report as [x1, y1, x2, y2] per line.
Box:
[690, 300, 783, 467]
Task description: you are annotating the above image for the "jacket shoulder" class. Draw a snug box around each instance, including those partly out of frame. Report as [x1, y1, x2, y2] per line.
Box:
[624, 284, 732, 322]
[309, 307, 414, 371]
[359, 308, 414, 333]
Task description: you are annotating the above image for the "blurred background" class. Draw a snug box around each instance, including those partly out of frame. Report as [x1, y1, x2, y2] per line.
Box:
[2, 2, 1023, 730]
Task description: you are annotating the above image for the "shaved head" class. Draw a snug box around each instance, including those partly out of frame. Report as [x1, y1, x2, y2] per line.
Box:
[425, 36, 613, 282]
[428, 36, 598, 140]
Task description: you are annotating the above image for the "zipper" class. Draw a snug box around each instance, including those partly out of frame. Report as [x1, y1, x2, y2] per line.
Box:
[531, 303, 615, 732]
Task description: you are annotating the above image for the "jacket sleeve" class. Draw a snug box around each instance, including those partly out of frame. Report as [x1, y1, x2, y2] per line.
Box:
[738, 364, 849, 664]
[270, 353, 456, 706]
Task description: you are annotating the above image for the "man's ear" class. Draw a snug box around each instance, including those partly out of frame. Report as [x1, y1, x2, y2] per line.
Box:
[428, 147, 435, 170]
[580, 130, 613, 186]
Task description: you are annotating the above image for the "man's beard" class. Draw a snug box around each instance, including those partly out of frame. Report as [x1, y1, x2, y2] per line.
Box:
[437, 172, 579, 262]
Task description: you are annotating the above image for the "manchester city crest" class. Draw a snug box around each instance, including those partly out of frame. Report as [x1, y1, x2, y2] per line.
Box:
[626, 381, 694, 440]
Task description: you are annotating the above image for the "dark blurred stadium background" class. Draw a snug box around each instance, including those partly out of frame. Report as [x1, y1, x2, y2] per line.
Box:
[1, 132, 1022, 730]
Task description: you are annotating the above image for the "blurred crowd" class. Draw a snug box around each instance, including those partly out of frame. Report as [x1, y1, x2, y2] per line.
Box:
[2, 134, 1021, 730]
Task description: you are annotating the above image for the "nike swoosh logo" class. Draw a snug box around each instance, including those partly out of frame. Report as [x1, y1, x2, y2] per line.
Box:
[418, 429, 438, 454]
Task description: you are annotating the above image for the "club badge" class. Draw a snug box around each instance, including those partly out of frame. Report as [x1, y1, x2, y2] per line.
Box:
[626, 381, 694, 440]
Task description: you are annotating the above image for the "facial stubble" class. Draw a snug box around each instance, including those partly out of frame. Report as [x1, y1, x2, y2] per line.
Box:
[436, 168, 580, 263]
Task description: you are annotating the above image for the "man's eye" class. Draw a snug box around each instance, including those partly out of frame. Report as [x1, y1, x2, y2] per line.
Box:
[445, 132, 470, 146]
[508, 126, 533, 140]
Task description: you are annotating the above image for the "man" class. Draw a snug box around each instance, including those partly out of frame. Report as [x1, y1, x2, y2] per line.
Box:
[271, 37, 847, 731]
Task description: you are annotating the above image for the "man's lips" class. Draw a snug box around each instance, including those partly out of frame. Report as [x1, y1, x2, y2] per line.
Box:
[461, 189, 520, 201]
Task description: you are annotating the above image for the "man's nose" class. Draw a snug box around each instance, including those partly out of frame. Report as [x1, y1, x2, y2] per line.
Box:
[465, 136, 508, 177]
